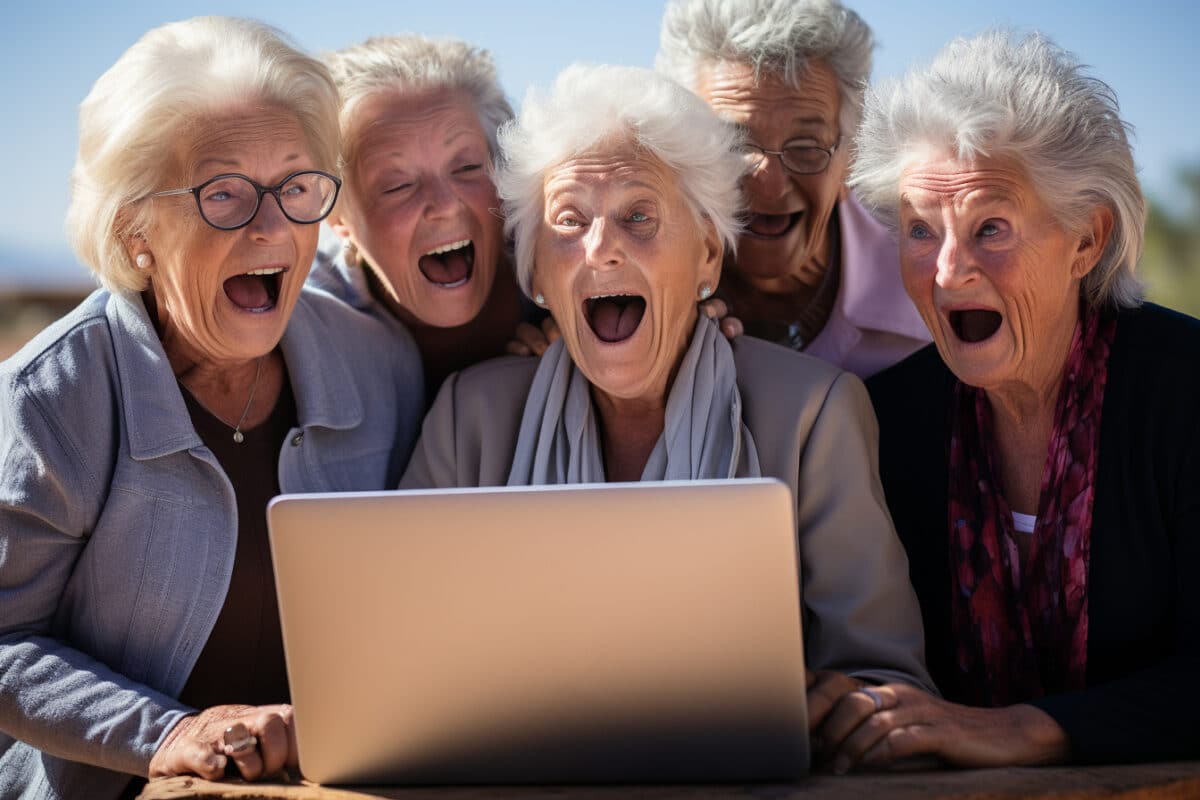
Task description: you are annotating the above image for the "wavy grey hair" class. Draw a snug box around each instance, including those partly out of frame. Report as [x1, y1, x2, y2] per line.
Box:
[324, 34, 513, 168]
[494, 64, 745, 297]
[851, 30, 1145, 309]
[67, 16, 340, 294]
[656, 0, 874, 139]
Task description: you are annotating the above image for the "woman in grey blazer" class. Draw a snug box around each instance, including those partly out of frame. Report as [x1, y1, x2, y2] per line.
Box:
[0, 18, 423, 799]
[401, 64, 933, 767]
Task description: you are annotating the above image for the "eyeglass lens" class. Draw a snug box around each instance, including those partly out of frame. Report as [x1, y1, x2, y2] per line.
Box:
[198, 172, 338, 228]
[740, 145, 831, 175]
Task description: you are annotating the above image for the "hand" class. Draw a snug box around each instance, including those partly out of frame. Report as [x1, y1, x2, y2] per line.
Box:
[819, 683, 1070, 773]
[149, 704, 298, 782]
[806, 669, 866, 735]
[699, 297, 743, 340]
[506, 317, 561, 357]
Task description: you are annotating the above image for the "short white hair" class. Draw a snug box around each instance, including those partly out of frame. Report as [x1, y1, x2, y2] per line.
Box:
[851, 30, 1145, 309]
[494, 64, 745, 296]
[67, 16, 339, 294]
[324, 34, 513, 168]
[656, 0, 874, 138]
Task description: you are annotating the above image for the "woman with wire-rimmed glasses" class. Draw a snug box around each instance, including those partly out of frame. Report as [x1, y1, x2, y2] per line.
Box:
[657, 0, 931, 378]
[0, 17, 423, 799]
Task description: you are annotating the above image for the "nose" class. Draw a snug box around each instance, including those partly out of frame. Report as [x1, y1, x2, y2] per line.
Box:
[583, 217, 622, 269]
[247, 191, 290, 243]
[422, 175, 463, 221]
[933, 231, 977, 290]
[745, 152, 790, 203]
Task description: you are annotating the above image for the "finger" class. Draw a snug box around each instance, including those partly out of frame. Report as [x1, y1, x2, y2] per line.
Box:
[820, 686, 897, 759]
[721, 316, 743, 339]
[223, 722, 265, 781]
[163, 739, 227, 781]
[859, 723, 935, 767]
[700, 298, 728, 320]
[806, 671, 861, 732]
[505, 340, 531, 357]
[255, 713, 290, 778]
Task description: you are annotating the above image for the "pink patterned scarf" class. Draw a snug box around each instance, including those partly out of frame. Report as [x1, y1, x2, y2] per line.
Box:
[947, 308, 1116, 707]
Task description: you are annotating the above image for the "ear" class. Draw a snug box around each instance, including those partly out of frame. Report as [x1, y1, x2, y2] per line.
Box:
[697, 216, 723, 290]
[1071, 205, 1115, 280]
[115, 207, 153, 270]
[325, 207, 354, 242]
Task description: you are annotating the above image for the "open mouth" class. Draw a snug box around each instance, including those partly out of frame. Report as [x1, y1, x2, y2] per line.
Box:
[949, 309, 1003, 344]
[584, 294, 646, 343]
[418, 239, 474, 289]
[745, 211, 803, 238]
[223, 267, 285, 313]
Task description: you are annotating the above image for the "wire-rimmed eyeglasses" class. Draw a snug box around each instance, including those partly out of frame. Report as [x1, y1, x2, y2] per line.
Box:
[739, 141, 840, 176]
[148, 170, 342, 231]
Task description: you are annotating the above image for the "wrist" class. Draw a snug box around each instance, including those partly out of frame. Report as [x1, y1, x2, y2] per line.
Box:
[1010, 704, 1070, 765]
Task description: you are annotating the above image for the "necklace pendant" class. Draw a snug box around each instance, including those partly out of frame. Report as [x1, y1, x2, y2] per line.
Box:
[232, 430, 245, 444]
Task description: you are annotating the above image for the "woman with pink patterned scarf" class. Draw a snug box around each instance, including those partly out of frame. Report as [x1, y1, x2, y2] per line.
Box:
[818, 31, 1200, 771]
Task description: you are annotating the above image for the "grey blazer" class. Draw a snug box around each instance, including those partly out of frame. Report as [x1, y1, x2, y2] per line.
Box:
[0, 287, 424, 800]
[401, 336, 934, 693]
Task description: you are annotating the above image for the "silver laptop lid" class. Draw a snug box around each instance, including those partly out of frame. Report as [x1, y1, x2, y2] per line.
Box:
[269, 478, 808, 784]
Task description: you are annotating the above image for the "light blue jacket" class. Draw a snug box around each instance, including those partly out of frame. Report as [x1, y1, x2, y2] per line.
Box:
[0, 287, 424, 800]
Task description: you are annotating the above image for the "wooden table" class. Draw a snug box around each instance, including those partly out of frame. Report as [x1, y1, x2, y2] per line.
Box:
[139, 761, 1200, 800]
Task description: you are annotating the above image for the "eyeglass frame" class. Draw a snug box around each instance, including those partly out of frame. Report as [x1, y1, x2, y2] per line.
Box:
[147, 169, 343, 231]
[739, 139, 841, 176]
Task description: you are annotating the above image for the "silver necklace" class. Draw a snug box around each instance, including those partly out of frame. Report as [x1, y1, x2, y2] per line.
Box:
[181, 356, 265, 444]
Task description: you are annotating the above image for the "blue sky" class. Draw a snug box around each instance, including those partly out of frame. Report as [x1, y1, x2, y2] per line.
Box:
[3, 0, 1197, 288]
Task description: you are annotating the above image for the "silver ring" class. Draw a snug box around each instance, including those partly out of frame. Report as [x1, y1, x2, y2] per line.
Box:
[223, 724, 258, 755]
[858, 686, 884, 713]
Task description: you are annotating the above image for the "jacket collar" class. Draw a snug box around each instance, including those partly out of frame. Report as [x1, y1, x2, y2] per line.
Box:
[109, 289, 363, 461]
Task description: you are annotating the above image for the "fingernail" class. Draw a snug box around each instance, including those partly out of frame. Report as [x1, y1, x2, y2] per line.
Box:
[209, 754, 227, 771]
[833, 756, 850, 775]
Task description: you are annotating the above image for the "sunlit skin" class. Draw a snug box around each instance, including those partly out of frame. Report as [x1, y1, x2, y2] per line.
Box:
[532, 145, 721, 479]
[328, 88, 504, 328]
[898, 154, 1111, 513]
[695, 60, 848, 302]
[131, 108, 320, 426]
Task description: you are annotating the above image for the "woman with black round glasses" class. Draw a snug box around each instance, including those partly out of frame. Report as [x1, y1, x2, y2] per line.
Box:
[0, 17, 423, 799]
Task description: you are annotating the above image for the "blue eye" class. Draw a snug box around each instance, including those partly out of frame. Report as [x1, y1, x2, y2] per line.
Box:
[909, 223, 932, 239]
[629, 212, 650, 223]
[979, 221, 1001, 237]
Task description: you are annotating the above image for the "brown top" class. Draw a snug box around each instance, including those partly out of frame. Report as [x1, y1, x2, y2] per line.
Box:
[177, 376, 297, 710]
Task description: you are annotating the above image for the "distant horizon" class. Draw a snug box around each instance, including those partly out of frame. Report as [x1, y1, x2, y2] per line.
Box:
[4, 0, 1198, 289]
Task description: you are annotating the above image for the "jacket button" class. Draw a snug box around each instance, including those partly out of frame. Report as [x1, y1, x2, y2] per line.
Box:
[290, 433, 304, 447]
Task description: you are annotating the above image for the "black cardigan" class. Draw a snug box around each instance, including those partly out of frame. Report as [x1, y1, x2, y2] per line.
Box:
[867, 303, 1200, 763]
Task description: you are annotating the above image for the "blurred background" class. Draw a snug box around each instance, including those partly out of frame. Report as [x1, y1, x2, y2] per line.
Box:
[3, 0, 1198, 358]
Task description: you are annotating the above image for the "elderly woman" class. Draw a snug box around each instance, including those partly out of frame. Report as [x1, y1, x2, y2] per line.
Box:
[816, 31, 1200, 770]
[311, 34, 542, 404]
[0, 18, 423, 798]
[401, 63, 934, 750]
[655, 0, 930, 378]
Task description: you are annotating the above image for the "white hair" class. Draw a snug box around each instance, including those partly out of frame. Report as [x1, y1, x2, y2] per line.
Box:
[324, 34, 513, 168]
[494, 64, 745, 296]
[67, 16, 339, 294]
[851, 30, 1145, 310]
[656, 0, 874, 138]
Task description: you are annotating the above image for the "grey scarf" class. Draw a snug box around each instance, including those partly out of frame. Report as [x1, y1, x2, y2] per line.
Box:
[507, 317, 761, 485]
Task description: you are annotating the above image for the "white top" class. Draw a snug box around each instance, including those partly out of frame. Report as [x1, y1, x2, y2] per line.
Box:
[1012, 511, 1038, 534]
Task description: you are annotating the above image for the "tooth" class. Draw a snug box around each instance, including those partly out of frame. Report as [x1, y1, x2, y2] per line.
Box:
[424, 239, 471, 257]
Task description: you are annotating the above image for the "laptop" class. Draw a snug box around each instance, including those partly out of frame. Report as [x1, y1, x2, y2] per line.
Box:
[267, 478, 808, 784]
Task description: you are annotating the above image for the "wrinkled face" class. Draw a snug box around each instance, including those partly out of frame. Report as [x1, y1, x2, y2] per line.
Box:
[695, 60, 847, 287]
[898, 155, 1100, 392]
[140, 109, 319, 368]
[533, 145, 721, 404]
[333, 88, 503, 328]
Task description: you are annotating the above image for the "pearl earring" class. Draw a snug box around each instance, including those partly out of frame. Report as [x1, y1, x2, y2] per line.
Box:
[698, 284, 713, 301]
[534, 293, 546, 306]
[135, 253, 151, 269]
